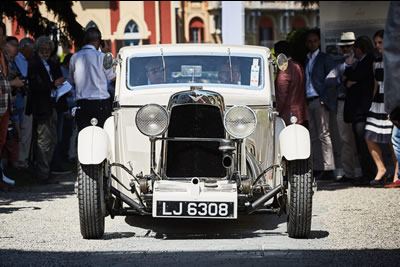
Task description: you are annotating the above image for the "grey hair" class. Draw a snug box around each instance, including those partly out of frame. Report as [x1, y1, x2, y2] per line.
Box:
[35, 36, 54, 51]
[18, 37, 35, 51]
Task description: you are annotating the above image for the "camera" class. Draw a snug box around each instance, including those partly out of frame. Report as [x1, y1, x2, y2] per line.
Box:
[16, 72, 29, 95]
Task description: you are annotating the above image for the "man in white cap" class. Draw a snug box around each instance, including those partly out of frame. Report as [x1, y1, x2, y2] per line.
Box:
[325, 32, 358, 182]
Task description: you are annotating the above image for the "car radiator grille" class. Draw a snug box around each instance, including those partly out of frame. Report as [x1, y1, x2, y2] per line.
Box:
[166, 104, 226, 178]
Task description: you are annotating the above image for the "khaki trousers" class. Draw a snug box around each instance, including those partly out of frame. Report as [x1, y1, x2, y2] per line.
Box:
[35, 109, 57, 180]
[308, 98, 335, 171]
[18, 96, 33, 166]
[336, 100, 357, 177]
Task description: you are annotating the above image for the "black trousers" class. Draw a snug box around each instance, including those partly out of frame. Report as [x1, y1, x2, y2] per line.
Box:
[352, 120, 376, 179]
[76, 98, 112, 132]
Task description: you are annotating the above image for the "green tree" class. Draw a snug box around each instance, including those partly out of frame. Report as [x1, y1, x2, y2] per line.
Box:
[0, 1, 84, 48]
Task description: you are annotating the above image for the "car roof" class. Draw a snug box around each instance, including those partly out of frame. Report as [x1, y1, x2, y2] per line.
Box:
[118, 43, 271, 58]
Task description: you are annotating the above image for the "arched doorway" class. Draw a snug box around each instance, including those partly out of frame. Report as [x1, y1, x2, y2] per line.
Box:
[124, 20, 141, 46]
[259, 18, 273, 47]
[189, 17, 204, 43]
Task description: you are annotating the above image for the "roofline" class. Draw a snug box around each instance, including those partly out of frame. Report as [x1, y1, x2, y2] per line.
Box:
[119, 43, 271, 53]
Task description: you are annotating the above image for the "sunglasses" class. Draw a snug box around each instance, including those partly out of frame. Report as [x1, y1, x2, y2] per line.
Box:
[340, 45, 352, 48]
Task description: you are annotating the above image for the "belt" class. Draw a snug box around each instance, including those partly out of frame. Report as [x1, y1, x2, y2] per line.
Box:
[307, 96, 319, 103]
[76, 98, 110, 105]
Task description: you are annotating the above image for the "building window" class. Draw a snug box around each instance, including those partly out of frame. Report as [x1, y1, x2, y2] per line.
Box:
[189, 17, 204, 43]
[124, 20, 140, 46]
[259, 17, 273, 47]
[215, 14, 221, 32]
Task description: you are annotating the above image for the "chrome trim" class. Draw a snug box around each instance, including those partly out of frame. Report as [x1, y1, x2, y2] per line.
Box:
[223, 105, 258, 139]
[135, 104, 169, 137]
[167, 90, 226, 113]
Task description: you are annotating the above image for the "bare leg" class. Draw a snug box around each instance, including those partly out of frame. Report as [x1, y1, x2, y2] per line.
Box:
[390, 144, 399, 182]
[366, 139, 387, 180]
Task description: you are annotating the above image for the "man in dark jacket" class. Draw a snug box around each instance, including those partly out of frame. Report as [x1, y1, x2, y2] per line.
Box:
[27, 36, 65, 184]
[343, 36, 377, 185]
[304, 29, 336, 180]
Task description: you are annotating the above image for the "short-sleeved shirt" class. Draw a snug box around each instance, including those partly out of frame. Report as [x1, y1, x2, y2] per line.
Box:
[69, 45, 116, 101]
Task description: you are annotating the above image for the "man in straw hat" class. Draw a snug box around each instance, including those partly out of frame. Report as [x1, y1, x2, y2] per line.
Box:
[325, 32, 358, 182]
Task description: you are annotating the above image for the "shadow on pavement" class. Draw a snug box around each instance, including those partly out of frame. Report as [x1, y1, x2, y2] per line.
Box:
[0, 173, 76, 211]
[0, 248, 399, 266]
[124, 213, 328, 240]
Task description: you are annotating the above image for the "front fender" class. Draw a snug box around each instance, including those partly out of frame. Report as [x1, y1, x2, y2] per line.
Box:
[279, 124, 311, 161]
[78, 125, 110, 165]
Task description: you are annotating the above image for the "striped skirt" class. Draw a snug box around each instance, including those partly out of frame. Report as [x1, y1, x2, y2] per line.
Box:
[365, 92, 393, 143]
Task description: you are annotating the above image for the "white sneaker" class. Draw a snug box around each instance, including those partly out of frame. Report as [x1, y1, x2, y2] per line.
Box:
[2, 173, 15, 186]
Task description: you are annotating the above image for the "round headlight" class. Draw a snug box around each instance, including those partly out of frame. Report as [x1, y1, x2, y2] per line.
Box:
[224, 105, 257, 139]
[136, 104, 169, 136]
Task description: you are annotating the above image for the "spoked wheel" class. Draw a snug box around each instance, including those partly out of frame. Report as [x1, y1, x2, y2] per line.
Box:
[286, 158, 313, 238]
[78, 162, 107, 239]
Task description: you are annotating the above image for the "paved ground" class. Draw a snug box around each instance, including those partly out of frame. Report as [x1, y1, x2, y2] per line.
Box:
[0, 172, 399, 266]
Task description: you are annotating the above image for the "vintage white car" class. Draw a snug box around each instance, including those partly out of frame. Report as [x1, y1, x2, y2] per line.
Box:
[76, 44, 313, 239]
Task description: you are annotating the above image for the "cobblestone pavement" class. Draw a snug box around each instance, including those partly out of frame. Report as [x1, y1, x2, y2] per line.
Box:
[0, 172, 399, 266]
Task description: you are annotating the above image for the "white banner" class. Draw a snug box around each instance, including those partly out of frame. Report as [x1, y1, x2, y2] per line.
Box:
[222, 1, 244, 45]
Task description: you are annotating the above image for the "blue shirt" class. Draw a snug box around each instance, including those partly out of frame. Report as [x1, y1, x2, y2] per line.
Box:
[305, 49, 320, 98]
[14, 53, 28, 77]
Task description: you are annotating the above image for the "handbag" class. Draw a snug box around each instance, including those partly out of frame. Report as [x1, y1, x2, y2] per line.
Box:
[390, 107, 400, 128]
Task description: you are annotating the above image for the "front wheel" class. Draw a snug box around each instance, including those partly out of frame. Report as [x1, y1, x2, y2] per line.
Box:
[78, 163, 106, 239]
[286, 159, 313, 238]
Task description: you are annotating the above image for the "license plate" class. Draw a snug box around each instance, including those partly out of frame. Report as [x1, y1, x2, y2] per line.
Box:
[156, 201, 234, 218]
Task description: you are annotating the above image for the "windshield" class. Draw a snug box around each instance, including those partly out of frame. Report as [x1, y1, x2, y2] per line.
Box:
[127, 55, 263, 89]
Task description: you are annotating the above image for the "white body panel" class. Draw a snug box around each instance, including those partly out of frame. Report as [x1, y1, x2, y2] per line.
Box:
[79, 44, 310, 212]
[110, 44, 278, 195]
[78, 125, 110, 165]
[278, 124, 311, 161]
[152, 180, 238, 219]
[103, 116, 115, 164]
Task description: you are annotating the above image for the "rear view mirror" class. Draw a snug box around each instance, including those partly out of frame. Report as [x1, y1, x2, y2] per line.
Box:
[103, 52, 114, 70]
[181, 65, 202, 77]
[276, 54, 288, 71]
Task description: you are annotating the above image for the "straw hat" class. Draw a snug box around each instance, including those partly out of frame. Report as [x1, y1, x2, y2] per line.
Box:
[337, 32, 356, 46]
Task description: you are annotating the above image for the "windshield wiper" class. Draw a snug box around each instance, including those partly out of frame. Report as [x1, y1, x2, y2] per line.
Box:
[160, 48, 166, 82]
[228, 48, 233, 83]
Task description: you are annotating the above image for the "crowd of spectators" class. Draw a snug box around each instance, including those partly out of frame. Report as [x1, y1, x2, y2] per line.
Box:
[1, 5, 400, 205]
[274, 22, 400, 188]
[0, 23, 115, 204]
